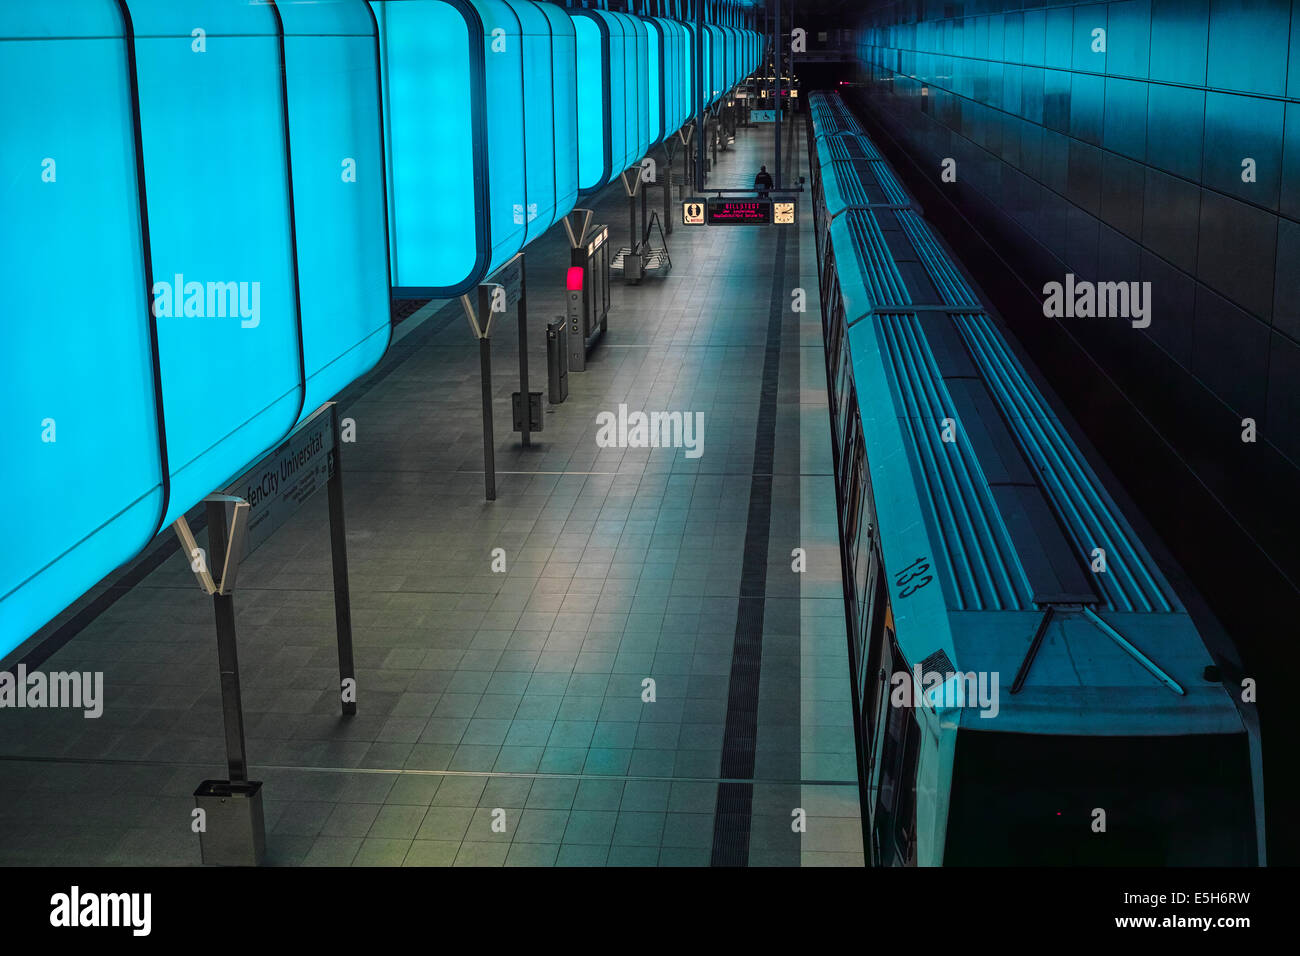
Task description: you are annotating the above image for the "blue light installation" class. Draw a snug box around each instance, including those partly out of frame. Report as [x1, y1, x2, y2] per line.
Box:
[0, 0, 758, 653]
[573, 9, 650, 192]
[278, 0, 392, 422]
[538, 1, 579, 223]
[0, 1, 164, 648]
[372, 0, 484, 294]
[647, 17, 689, 141]
[372, 0, 577, 291]
[515, 0, 578, 242]
[125, 0, 303, 530]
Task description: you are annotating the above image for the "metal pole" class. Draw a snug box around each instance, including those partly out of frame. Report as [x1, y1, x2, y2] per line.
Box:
[629, 190, 636, 259]
[663, 144, 672, 233]
[478, 285, 496, 501]
[694, 0, 704, 191]
[205, 499, 249, 783]
[774, 0, 782, 186]
[517, 256, 531, 447]
[326, 405, 356, 716]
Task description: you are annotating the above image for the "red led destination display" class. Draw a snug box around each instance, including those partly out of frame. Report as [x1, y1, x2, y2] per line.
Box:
[706, 199, 772, 224]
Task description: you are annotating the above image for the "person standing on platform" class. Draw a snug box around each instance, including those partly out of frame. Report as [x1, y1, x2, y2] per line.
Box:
[754, 165, 773, 198]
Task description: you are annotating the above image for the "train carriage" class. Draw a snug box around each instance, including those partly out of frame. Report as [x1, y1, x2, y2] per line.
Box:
[807, 91, 1265, 867]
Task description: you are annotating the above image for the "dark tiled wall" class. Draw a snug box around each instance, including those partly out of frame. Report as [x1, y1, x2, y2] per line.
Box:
[849, 0, 1299, 583]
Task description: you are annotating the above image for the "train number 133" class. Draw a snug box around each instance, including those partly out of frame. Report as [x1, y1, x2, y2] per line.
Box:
[894, 556, 933, 597]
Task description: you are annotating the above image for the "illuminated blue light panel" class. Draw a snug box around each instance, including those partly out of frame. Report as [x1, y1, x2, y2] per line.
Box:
[575, 12, 604, 190]
[539, 1, 578, 223]
[0, 2, 163, 651]
[279, 0, 391, 422]
[372, 0, 482, 293]
[512, 0, 554, 246]
[647, 21, 662, 142]
[475, 0, 527, 276]
[127, 0, 303, 529]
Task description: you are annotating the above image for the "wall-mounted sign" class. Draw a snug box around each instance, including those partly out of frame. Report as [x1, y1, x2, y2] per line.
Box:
[222, 403, 336, 560]
[682, 199, 707, 225]
[493, 254, 523, 310]
[706, 199, 772, 225]
[751, 109, 776, 122]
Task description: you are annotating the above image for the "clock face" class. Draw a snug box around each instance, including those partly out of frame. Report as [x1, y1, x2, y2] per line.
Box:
[774, 202, 795, 225]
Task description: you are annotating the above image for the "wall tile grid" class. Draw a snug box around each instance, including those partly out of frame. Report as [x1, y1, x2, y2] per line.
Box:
[853, 0, 1300, 468]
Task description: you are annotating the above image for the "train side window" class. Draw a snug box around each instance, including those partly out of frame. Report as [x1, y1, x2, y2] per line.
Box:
[861, 567, 889, 747]
[873, 647, 917, 864]
[859, 546, 885, 716]
[894, 711, 921, 865]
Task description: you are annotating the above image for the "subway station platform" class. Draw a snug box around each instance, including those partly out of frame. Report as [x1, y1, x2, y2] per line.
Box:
[0, 118, 862, 867]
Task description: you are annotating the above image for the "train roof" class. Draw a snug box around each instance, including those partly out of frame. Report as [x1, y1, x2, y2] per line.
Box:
[808, 92, 1243, 737]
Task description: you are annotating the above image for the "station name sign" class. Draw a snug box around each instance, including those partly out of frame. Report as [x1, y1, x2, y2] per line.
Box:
[222, 403, 336, 560]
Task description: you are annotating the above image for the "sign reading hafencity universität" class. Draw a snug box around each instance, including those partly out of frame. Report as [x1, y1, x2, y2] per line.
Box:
[222, 404, 337, 560]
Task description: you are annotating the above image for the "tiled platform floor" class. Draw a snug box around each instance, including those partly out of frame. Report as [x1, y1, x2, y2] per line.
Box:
[0, 115, 862, 866]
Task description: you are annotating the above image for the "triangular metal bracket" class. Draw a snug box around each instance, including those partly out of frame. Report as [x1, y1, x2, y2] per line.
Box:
[619, 166, 645, 198]
[460, 286, 500, 340]
[173, 495, 249, 596]
[563, 208, 593, 250]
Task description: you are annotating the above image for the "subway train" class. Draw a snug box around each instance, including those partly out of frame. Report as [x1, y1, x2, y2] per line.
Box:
[0, 0, 762, 653]
[806, 91, 1266, 866]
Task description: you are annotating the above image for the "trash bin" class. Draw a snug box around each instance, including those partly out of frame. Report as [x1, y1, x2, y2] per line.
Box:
[194, 779, 266, 866]
[547, 317, 568, 404]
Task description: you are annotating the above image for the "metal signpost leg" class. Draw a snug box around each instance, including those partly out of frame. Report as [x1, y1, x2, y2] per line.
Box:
[478, 284, 496, 501]
[326, 404, 356, 716]
[695, 0, 704, 191]
[775, 0, 782, 185]
[205, 498, 249, 783]
[663, 144, 673, 234]
[517, 256, 531, 448]
[629, 191, 637, 262]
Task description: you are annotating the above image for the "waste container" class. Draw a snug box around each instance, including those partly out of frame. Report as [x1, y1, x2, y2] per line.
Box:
[194, 779, 266, 866]
[547, 316, 568, 404]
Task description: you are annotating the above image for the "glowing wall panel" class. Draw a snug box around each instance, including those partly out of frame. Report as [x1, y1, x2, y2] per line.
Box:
[279, 0, 391, 422]
[575, 13, 604, 190]
[574, 10, 650, 191]
[647, 22, 662, 142]
[539, 2, 578, 221]
[372, 0, 482, 293]
[0, 1, 164, 651]
[126, 0, 303, 528]
[374, 0, 572, 289]
[650, 18, 688, 140]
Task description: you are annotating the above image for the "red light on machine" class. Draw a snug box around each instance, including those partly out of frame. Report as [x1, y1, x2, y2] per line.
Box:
[566, 266, 584, 291]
